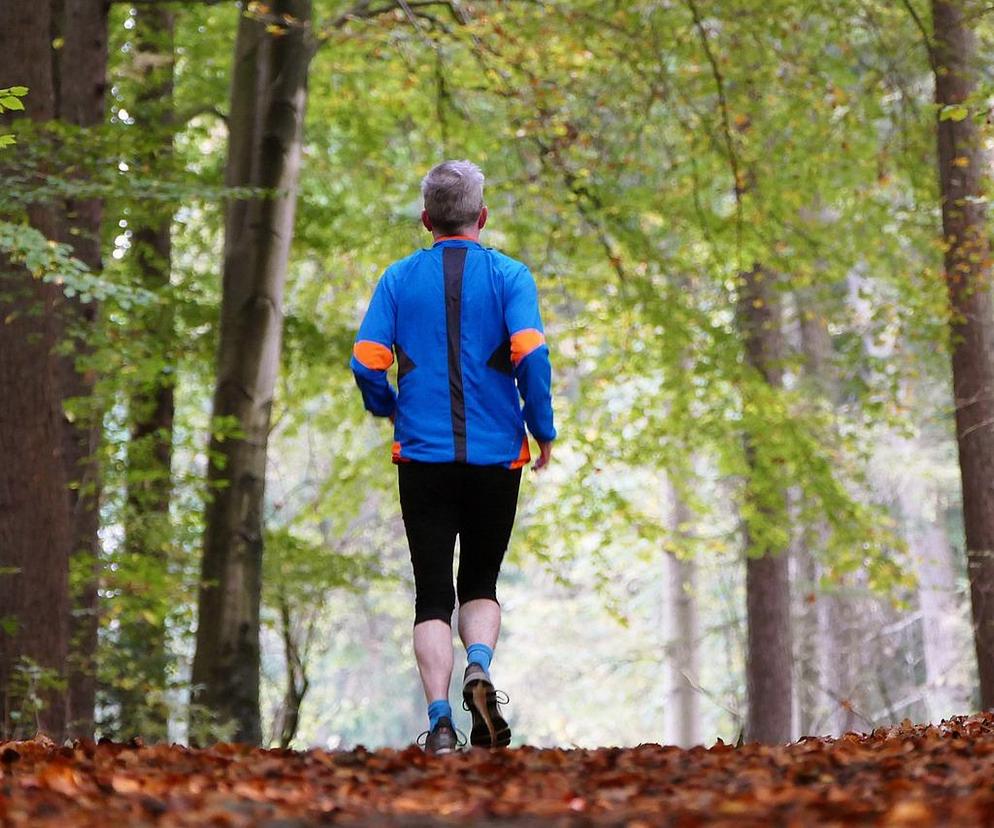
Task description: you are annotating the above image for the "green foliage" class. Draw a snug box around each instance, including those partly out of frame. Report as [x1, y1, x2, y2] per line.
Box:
[4, 658, 66, 737]
[0, 0, 974, 744]
[0, 220, 154, 308]
[0, 85, 28, 149]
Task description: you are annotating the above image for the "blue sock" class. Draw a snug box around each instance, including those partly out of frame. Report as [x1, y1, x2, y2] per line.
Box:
[427, 699, 451, 730]
[466, 642, 494, 673]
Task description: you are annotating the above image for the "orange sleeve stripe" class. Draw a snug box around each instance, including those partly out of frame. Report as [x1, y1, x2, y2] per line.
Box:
[510, 328, 546, 366]
[509, 436, 531, 469]
[353, 340, 394, 371]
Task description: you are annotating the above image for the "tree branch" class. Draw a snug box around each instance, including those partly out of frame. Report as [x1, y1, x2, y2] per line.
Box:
[898, 0, 938, 73]
[685, 0, 744, 270]
[315, 0, 466, 43]
[110, 0, 229, 5]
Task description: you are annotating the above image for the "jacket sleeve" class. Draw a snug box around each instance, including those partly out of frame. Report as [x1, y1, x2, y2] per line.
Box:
[503, 265, 557, 442]
[350, 272, 398, 418]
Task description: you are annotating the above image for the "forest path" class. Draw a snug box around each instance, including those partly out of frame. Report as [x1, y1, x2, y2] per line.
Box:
[2, 714, 994, 825]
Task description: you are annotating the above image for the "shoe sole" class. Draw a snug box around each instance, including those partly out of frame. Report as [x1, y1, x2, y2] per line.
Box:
[463, 678, 511, 748]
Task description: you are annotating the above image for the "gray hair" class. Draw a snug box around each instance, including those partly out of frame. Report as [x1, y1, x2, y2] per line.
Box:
[421, 160, 485, 234]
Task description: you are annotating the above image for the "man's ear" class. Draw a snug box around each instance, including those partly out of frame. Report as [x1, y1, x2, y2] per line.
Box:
[478, 206, 488, 230]
[421, 210, 433, 232]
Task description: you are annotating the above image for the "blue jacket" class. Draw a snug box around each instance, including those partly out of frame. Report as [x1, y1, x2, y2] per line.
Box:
[351, 237, 556, 466]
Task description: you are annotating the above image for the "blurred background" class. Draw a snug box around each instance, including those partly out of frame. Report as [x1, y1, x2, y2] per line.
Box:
[0, 0, 989, 750]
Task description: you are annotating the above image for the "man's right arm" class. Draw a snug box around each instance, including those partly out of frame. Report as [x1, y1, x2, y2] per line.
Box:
[503, 266, 556, 450]
[350, 273, 398, 418]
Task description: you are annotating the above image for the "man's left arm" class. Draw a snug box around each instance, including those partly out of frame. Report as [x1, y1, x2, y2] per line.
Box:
[350, 273, 397, 418]
[504, 266, 557, 454]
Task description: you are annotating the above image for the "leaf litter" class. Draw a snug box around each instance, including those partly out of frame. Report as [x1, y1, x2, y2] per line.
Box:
[2, 714, 994, 825]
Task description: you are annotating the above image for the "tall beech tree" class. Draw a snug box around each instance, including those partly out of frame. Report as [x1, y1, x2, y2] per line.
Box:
[1, 0, 109, 739]
[683, 0, 797, 742]
[191, 0, 314, 743]
[0, 2, 72, 739]
[929, 0, 994, 710]
[737, 266, 793, 743]
[59, 0, 110, 740]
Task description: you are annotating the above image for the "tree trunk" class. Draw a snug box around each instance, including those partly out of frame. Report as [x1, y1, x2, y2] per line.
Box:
[818, 588, 858, 734]
[899, 479, 974, 720]
[0, 1, 71, 740]
[930, 0, 994, 711]
[665, 485, 700, 747]
[794, 527, 820, 737]
[117, 2, 177, 743]
[738, 265, 792, 744]
[664, 478, 700, 747]
[916, 515, 973, 719]
[57, 0, 110, 741]
[276, 593, 309, 749]
[795, 296, 857, 736]
[191, 1, 313, 745]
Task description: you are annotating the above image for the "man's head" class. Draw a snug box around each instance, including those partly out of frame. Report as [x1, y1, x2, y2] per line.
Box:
[421, 160, 488, 237]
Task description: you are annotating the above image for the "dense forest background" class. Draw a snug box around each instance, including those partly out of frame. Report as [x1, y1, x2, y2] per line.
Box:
[2, 0, 993, 750]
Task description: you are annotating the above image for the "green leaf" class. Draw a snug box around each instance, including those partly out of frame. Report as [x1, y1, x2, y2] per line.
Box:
[0, 96, 24, 111]
[939, 104, 968, 122]
[0, 134, 15, 149]
[8, 86, 28, 97]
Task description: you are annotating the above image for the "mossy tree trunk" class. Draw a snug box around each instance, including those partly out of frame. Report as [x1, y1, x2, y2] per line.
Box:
[116, 2, 177, 743]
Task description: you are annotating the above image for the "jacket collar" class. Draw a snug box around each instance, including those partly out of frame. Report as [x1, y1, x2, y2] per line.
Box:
[432, 235, 482, 247]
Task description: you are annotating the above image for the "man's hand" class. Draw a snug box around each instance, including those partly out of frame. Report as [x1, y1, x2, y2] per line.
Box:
[533, 440, 553, 471]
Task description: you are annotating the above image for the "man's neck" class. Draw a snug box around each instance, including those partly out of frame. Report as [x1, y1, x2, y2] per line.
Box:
[432, 228, 481, 242]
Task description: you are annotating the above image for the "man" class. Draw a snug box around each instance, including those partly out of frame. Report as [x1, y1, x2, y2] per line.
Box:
[350, 160, 556, 754]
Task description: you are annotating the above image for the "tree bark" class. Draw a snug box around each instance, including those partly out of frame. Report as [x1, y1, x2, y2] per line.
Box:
[116, 2, 177, 743]
[665, 486, 700, 747]
[818, 587, 858, 734]
[794, 524, 820, 737]
[191, 0, 313, 745]
[898, 476, 974, 720]
[738, 265, 792, 744]
[0, 1, 72, 740]
[795, 297, 857, 736]
[916, 515, 973, 719]
[276, 592, 309, 749]
[930, 0, 994, 710]
[57, 0, 110, 741]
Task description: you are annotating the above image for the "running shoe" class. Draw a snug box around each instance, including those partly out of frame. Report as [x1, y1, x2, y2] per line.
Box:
[417, 716, 463, 755]
[462, 663, 511, 748]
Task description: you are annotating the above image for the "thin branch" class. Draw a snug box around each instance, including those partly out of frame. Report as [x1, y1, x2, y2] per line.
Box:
[898, 0, 938, 73]
[396, 0, 433, 46]
[685, 0, 744, 272]
[111, 0, 229, 4]
[315, 0, 466, 44]
[679, 669, 743, 723]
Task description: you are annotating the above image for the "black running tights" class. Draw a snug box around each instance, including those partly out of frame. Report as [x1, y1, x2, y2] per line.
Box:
[398, 462, 522, 626]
